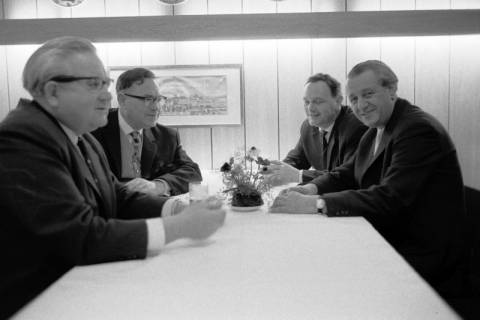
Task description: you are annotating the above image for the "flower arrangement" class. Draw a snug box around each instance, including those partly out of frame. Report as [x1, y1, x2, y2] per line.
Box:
[220, 147, 271, 207]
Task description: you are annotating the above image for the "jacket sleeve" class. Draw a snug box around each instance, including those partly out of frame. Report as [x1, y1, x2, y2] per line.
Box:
[320, 123, 449, 222]
[283, 122, 312, 170]
[0, 129, 150, 266]
[154, 130, 202, 195]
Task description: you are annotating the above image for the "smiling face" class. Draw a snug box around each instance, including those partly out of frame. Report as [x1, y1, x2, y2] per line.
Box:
[119, 78, 161, 130]
[48, 52, 112, 135]
[347, 70, 396, 128]
[303, 81, 342, 129]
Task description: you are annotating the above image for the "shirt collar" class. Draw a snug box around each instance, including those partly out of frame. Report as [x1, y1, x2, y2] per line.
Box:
[58, 122, 79, 145]
[118, 110, 143, 136]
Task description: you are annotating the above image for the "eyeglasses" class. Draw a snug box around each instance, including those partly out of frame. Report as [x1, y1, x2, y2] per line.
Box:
[49, 76, 113, 91]
[121, 93, 168, 106]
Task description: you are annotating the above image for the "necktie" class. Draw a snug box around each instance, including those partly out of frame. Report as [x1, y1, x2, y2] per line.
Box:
[321, 129, 329, 169]
[130, 131, 142, 178]
[77, 137, 100, 186]
[373, 129, 383, 156]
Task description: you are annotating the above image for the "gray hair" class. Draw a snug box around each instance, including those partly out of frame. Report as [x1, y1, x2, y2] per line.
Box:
[22, 36, 97, 97]
[347, 60, 398, 90]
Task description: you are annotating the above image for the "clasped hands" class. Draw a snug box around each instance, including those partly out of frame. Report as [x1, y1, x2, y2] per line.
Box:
[269, 184, 319, 214]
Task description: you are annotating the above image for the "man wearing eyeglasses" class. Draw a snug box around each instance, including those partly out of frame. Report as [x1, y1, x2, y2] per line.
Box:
[92, 68, 202, 196]
[0, 37, 225, 318]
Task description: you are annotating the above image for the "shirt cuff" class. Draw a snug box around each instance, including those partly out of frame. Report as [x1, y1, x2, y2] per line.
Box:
[146, 218, 165, 256]
[154, 179, 171, 196]
[298, 170, 303, 183]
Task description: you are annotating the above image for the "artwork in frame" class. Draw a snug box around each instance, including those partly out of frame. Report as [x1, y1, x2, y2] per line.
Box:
[108, 64, 243, 126]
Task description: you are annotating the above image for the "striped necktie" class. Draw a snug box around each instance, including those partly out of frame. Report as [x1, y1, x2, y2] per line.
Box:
[130, 131, 142, 178]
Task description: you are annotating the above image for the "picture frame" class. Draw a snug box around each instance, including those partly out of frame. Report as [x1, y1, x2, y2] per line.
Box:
[108, 64, 243, 126]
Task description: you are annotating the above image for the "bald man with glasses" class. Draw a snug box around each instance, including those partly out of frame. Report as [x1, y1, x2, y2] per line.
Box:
[92, 67, 202, 196]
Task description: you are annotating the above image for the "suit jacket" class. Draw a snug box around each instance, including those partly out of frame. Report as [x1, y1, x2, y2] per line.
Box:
[0, 100, 169, 318]
[283, 106, 367, 182]
[92, 109, 202, 195]
[311, 98, 467, 292]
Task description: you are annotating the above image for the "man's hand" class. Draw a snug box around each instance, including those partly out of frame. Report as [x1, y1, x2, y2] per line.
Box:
[163, 197, 226, 243]
[269, 190, 318, 214]
[124, 178, 168, 195]
[277, 183, 318, 197]
[263, 160, 300, 186]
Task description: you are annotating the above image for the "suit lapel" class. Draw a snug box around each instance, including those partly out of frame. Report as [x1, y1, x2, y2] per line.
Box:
[141, 129, 157, 179]
[104, 111, 122, 176]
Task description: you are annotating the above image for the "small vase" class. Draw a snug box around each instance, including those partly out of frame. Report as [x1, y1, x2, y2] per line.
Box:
[231, 189, 264, 207]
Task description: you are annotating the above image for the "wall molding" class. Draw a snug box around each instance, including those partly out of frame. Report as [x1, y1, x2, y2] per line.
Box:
[1, 10, 480, 44]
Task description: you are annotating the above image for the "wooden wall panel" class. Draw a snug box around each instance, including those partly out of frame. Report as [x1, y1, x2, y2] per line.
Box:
[71, 0, 105, 17]
[452, 0, 480, 9]
[243, 40, 278, 160]
[312, 39, 347, 86]
[3, 0, 36, 19]
[277, 1, 311, 160]
[277, 0, 311, 13]
[174, 0, 207, 15]
[415, 0, 450, 9]
[277, 39, 311, 159]
[209, 40, 245, 169]
[174, 2, 212, 170]
[208, 0, 242, 14]
[106, 0, 139, 17]
[380, 37, 415, 102]
[347, 0, 380, 11]
[208, 2, 244, 169]
[415, 36, 450, 128]
[0, 46, 9, 120]
[346, 37, 381, 77]
[139, 0, 172, 16]
[242, 0, 275, 14]
[381, 0, 415, 10]
[312, 0, 345, 12]
[449, 35, 480, 189]
[5, 45, 37, 106]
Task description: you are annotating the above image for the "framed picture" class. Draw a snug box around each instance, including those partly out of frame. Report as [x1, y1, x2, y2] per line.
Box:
[108, 64, 243, 126]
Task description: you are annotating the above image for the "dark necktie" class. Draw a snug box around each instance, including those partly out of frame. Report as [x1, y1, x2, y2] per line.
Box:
[130, 131, 142, 178]
[77, 137, 100, 187]
[321, 129, 329, 169]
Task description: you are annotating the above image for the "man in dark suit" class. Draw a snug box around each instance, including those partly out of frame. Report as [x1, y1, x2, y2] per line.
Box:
[92, 68, 201, 196]
[0, 36, 225, 319]
[265, 73, 366, 184]
[271, 60, 467, 296]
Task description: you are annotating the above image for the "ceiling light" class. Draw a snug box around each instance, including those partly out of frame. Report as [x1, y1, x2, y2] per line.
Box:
[52, 0, 85, 7]
[157, 0, 188, 5]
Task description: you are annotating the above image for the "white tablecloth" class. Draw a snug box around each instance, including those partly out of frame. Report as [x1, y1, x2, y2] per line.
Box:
[13, 209, 459, 319]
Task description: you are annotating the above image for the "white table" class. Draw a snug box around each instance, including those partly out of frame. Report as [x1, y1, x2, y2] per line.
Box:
[13, 207, 459, 320]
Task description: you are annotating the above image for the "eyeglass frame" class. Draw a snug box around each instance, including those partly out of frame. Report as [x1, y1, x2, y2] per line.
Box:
[48, 75, 114, 91]
[120, 92, 168, 106]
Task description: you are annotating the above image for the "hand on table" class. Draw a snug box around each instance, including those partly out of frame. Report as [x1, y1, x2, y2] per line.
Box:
[269, 189, 318, 214]
[164, 196, 226, 243]
[123, 178, 168, 196]
[262, 160, 300, 186]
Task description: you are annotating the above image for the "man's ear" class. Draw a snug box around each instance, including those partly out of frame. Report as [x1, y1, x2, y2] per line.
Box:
[117, 93, 125, 107]
[43, 81, 60, 106]
[387, 84, 398, 101]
